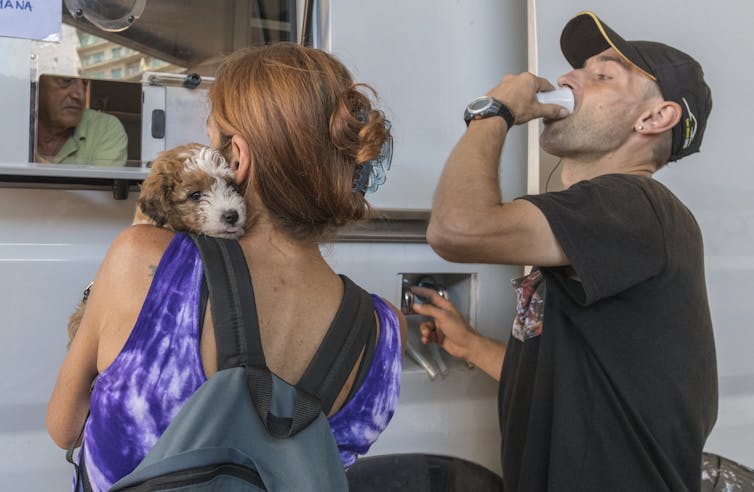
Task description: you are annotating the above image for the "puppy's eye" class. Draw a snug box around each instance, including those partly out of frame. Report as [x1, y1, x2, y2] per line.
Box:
[188, 191, 202, 202]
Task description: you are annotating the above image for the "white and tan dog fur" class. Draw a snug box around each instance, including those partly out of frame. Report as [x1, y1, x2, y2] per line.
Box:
[66, 143, 246, 344]
[133, 143, 246, 237]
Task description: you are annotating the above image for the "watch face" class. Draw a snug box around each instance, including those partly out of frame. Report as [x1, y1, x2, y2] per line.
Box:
[468, 96, 493, 114]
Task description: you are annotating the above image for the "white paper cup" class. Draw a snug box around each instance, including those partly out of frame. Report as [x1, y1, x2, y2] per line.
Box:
[536, 87, 574, 113]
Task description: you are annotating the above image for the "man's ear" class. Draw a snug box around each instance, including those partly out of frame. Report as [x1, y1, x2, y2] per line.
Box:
[230, 134, 251, 186]
[634, 101, 682, 135]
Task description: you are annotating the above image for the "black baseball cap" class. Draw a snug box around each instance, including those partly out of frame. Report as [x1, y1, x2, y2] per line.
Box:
[560, 11, 712, 162]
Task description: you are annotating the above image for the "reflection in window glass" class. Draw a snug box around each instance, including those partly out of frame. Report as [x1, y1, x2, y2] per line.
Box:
[79, 32, 98, 47]
[76, 33, 183, 82]
[32, 28, 186, 83]
[26, 1, 296, 169]
[59, 1, 297, 78]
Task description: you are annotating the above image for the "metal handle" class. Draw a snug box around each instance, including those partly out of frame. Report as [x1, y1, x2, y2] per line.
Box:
[401, 277, 447, 314]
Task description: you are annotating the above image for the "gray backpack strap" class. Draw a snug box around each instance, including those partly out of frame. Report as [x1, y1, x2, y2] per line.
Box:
[192, 234, 262, 371]
[191, 235, 373, 438]
[192, 235, 286, 434]
[298, 275, 375, 415]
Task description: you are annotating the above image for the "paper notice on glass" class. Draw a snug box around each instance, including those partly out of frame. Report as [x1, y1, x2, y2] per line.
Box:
[0, 1, 61, 42]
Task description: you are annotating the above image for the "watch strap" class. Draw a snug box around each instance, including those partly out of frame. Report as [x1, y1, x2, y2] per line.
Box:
[493, 102, 516, 130]
[465, 98, 516, 130]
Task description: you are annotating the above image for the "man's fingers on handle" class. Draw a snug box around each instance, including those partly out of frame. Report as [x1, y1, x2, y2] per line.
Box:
[411, 301, 445, 320]
[418, 320, 435, 334]
[419, 320, 438, 343]
[409, 286, 455, 310]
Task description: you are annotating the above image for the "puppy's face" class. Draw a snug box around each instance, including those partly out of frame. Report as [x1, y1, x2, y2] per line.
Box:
[138, 143, 246, 239]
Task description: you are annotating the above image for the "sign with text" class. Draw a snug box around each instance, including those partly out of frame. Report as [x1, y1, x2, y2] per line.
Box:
[0, 1, 61, 42]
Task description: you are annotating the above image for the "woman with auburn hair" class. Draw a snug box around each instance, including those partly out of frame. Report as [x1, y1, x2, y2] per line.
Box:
[47, 42, 405, 491]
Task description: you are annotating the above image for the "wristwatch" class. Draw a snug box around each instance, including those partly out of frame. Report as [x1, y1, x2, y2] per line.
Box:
[463, 96, 516, 129]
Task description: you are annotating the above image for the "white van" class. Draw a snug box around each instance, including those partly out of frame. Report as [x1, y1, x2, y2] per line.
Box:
[0, 1, 751, 489]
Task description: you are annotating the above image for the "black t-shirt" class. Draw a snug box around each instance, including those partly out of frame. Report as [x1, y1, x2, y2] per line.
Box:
[499, 174, 718, 491]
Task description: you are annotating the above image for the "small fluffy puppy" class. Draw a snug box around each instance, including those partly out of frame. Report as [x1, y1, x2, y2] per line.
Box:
[132, 143, 246, 237]
[66, 143, 246, 345]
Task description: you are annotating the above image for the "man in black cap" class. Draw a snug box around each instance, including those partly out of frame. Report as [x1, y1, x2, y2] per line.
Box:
[413, 10, 717, 491]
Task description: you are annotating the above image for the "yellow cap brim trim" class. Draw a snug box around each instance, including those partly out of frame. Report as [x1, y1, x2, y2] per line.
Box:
[573, 11, 657, 81]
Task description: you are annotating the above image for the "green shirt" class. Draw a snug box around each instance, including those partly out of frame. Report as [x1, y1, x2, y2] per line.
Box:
[53, 109, 128, 166]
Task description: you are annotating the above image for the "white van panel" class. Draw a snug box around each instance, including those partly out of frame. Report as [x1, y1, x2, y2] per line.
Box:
[0, 189, 135, 489]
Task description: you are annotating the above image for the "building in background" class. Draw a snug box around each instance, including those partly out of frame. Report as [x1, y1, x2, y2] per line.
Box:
[76, 30, 184, 81]
[32, 25, 185, 81]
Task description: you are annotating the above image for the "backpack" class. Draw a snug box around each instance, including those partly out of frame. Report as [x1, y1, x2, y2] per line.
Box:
[71, 234, 375, 491]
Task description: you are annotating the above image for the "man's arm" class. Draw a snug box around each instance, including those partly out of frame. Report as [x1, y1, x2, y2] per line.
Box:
[411, 287, 506, 381]
[428, 73, 570, 267]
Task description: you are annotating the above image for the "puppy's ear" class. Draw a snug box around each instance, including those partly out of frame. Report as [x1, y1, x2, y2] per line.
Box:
[137, 168, 171, 227]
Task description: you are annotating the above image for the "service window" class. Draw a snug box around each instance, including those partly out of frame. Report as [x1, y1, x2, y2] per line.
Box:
[1, 0, 296, 192]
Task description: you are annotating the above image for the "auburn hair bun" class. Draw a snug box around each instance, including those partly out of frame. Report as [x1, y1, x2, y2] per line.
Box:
[209, 43, 391, 241]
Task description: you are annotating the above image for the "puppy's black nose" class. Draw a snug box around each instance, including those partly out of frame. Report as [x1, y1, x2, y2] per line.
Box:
[223, 210, 239, 225]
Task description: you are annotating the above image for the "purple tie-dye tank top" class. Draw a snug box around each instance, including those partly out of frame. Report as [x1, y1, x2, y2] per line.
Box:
[79, 233, 401, 491]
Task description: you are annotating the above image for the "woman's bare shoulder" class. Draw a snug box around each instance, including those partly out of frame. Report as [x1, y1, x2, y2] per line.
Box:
[91, 226, 176, 369]
[108, 225, 176, 262]
[96, 225, 170, 277]
[88, 225, 175, 310]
